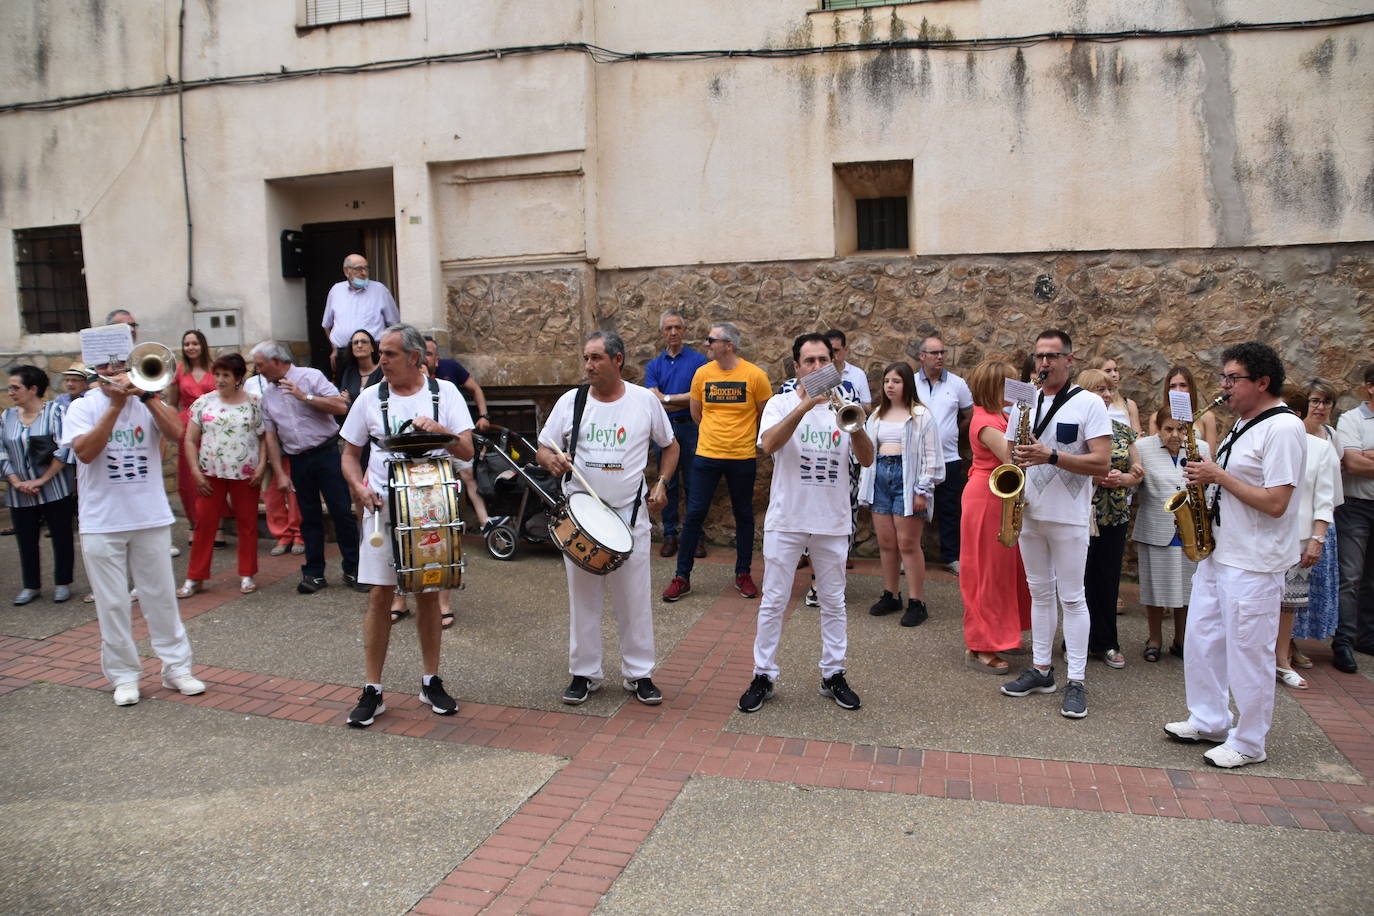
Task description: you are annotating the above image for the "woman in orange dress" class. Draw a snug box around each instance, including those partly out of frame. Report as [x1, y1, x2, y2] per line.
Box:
[959, 358, 1032, 673]
[168, 329, 218, 542]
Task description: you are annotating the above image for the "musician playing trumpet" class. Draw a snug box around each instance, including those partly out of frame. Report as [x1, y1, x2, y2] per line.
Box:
[1163, 342, 1307, 769]
[537, 331, 678, 708]
[340, 323, 474, 728]
[998, 330, 1111, 720]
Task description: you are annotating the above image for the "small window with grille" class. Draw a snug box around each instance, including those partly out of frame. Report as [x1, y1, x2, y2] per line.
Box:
[14, 226, 89, 335]
[856, 197, 909, 251]
[302, 0, 409, 28]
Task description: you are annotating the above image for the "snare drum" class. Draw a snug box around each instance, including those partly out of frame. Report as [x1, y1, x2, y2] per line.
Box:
[388, 454, 465, 594]
[549, 492, 634, 575]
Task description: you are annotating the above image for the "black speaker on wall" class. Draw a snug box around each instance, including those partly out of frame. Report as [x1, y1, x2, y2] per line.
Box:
[280, 230, 307, 278]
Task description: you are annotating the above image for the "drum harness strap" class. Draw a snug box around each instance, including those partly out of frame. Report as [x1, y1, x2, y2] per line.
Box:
[567, 384, 643, 527]
[373, 377, 442, 447]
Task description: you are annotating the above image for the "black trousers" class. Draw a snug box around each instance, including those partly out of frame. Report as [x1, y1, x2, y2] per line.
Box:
[288, 444, 359, 580]
[1085, 521, 1128, 653]
[13, 494, 76, 589]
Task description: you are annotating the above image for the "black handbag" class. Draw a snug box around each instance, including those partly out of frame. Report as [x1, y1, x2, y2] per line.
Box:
[27, 434, 58, 470]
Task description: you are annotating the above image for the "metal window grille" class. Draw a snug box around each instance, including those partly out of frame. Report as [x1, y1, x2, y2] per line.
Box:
[856, 197, 909, 251]
[14, 226, 89, 335]
[305, 0, 409, 27]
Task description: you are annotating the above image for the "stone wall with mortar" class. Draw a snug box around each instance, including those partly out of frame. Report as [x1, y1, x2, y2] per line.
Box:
[446, 241, 1374, 560]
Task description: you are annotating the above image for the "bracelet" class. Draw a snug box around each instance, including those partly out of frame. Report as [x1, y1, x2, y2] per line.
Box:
[1312, 534, 1326, 544]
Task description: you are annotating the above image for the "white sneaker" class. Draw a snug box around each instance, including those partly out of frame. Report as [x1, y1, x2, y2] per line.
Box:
[113, 683, 140, 706]
[169, 545, 181, 557]
[162, 674, 206, 696]
[945, 561, 960, 576]
[1204, 745, 1266, 769]
[1163, 720, 1228, 744]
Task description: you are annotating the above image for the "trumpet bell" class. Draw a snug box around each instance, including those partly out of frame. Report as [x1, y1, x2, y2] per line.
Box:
[127, 342, 177, 392]
[832, 402, 865, 434]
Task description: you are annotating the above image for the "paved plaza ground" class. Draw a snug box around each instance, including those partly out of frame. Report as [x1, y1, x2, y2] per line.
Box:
[1, 515, 1372, 915]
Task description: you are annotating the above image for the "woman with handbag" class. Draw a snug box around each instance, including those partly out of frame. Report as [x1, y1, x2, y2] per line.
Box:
[2, 365, 77, 604]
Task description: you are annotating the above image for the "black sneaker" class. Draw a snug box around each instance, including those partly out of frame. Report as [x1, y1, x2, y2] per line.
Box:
[1060, 680, 1088, 718]
[1000, 666, 1057, 697]
[346, 686, 385, 727]
[804, 585, 819, 607]
[820, 671, 861, 710]
[297, 575, 328, 594]
[869, 590, 901, 616]
[623, 677, 663, 705]
[899, 599, 928, 627]
[562, 675, 600, 705]
[738, 674, 774, 713]
[343, 573, 370, 593]
[420, 676, 458, 716]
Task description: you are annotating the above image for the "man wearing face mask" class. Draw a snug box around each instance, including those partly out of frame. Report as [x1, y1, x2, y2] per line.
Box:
[321, 254, 400, 381]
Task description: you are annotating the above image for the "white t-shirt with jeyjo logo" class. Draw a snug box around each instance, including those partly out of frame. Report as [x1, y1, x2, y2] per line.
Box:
[540, 383, 674, 510]
[59, 388, 175, 534]
[758, 389, 853, 537]
[340, 378, 474, 494]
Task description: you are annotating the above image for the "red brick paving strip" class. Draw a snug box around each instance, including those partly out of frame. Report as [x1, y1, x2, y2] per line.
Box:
[1, 556, 1371, 915]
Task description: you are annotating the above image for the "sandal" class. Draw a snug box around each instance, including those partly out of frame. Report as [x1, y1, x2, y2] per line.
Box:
[1291, 649, 1314, 669]
[441, 612, 456, 629]
[1276, 666, 1308, 689]
[1143, 644, 1161, 663]
[390, 607, 409, 624]
[964, 650, 1011, 673]
[1169, 642, 1184, 659]
[240, 577, 257, 595]
[176, 580, 202, 598]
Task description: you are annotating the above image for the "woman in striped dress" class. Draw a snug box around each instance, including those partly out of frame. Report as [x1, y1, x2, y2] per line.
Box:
[2, 365, 77, 604]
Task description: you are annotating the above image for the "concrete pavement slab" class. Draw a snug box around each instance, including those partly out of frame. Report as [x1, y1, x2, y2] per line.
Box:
[597, 777, 1374, 915]
[177, 549, 724, 716]
[723, 571, 1361, 782]
[0, 682, 560, 916]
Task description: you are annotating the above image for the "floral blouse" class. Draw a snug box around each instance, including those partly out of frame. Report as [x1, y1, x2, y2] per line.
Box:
[189, 391, 265, 480]
[1092, 419, 1138, 527]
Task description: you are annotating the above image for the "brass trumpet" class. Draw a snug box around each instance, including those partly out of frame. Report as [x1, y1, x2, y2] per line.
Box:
[829, 390, 865, 434]
[100, 342, 177, 394]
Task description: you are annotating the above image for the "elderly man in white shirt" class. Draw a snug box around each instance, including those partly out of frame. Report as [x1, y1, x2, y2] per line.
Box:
[321, 253, 400, 379]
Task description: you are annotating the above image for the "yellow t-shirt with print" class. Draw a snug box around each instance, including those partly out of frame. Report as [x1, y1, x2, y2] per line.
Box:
[691, 359, 772, 460]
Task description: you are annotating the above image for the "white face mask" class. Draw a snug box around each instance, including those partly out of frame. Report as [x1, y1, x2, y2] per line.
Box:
[350, 276, 369, 290]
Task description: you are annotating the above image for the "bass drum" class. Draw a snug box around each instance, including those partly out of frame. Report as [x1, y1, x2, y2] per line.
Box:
[548, 492, 633, 575]
[388, 454, 464, 594]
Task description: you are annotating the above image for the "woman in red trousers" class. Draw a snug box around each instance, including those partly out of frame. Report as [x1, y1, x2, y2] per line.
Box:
[960, 358, 1032, 673]
[178, 354, 267, 596]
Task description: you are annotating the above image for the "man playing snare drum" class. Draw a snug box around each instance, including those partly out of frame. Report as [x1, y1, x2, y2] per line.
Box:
[341, 323, 474, 728]
[537, 330, 680, 706]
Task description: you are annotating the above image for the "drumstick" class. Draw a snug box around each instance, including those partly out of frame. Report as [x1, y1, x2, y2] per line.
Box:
[368, 507, 384, 547]
[538, 437, 606, 504]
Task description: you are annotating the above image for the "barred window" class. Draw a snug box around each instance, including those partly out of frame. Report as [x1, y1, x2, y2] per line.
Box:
[303, 0, 409, 27]
[14, 226, 89, 335]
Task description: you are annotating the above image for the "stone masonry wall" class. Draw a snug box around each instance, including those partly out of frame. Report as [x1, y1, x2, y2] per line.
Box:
[445, 242, 1374, 559]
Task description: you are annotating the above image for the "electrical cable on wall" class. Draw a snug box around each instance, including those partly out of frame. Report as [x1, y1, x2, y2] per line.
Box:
[2, 13, 1370, 115]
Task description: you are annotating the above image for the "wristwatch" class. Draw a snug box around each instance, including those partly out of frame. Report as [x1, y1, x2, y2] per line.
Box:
[662, 394, 671, 405]
[1312, 534, 1326, 544]
[478, 413, 489, 420]
[1048, 450, 1059, 465]
[305, 393, 315, 403]
[138, 391, 155, 404]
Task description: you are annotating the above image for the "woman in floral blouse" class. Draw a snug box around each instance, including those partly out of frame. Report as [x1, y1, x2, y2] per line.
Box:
[1079, 368, 1143, 670]
[178, 354, 267, 596]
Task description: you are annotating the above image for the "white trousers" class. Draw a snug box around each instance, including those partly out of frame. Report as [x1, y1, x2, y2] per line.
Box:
[1184, 559, 1283, 758]
[1019, 517, 1091, 682]
[82, 526, 193, 687]
[565, 506, 655, 681]
[754, 529, 849, 680]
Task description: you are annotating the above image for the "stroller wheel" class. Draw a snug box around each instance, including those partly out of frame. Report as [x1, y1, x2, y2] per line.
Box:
[486, 525, 518, 560]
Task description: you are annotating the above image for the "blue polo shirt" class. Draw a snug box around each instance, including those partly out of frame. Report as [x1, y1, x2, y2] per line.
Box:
[644, 346, 708, 421]
[434, 358, 470, 388]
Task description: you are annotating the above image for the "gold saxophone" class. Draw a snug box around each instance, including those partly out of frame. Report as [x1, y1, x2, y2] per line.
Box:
[989, 371, 1045, 547]
[1163, 393, 1229, 562]
[990, 404, 1030, 547]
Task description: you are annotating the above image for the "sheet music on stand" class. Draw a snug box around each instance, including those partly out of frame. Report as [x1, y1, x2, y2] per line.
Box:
[1168, 390, 1194, 422]
[79, 325, 134, 369]
[800, 363, 841, 398]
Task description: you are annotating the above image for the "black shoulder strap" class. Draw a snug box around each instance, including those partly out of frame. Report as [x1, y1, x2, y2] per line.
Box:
[567, 384, 590, 463]
[429, 376, 440, 421]
[1033, 386, 1082, 440]
[377, 381, 391, 442]
[1214, 405, 1293, 470]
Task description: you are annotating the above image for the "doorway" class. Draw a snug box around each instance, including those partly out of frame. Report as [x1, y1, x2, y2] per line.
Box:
[302, 218, 398, 373]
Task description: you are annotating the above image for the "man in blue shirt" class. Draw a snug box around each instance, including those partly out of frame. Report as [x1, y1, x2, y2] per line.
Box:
[644, 310, 708, 558]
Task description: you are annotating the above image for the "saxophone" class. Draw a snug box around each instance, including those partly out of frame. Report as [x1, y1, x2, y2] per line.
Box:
[989, 370, 1045, 547]
[1163, 393, 1229, 562]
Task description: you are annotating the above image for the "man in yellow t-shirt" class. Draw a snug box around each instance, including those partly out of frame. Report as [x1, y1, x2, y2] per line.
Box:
[662, 322, 771, 602]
